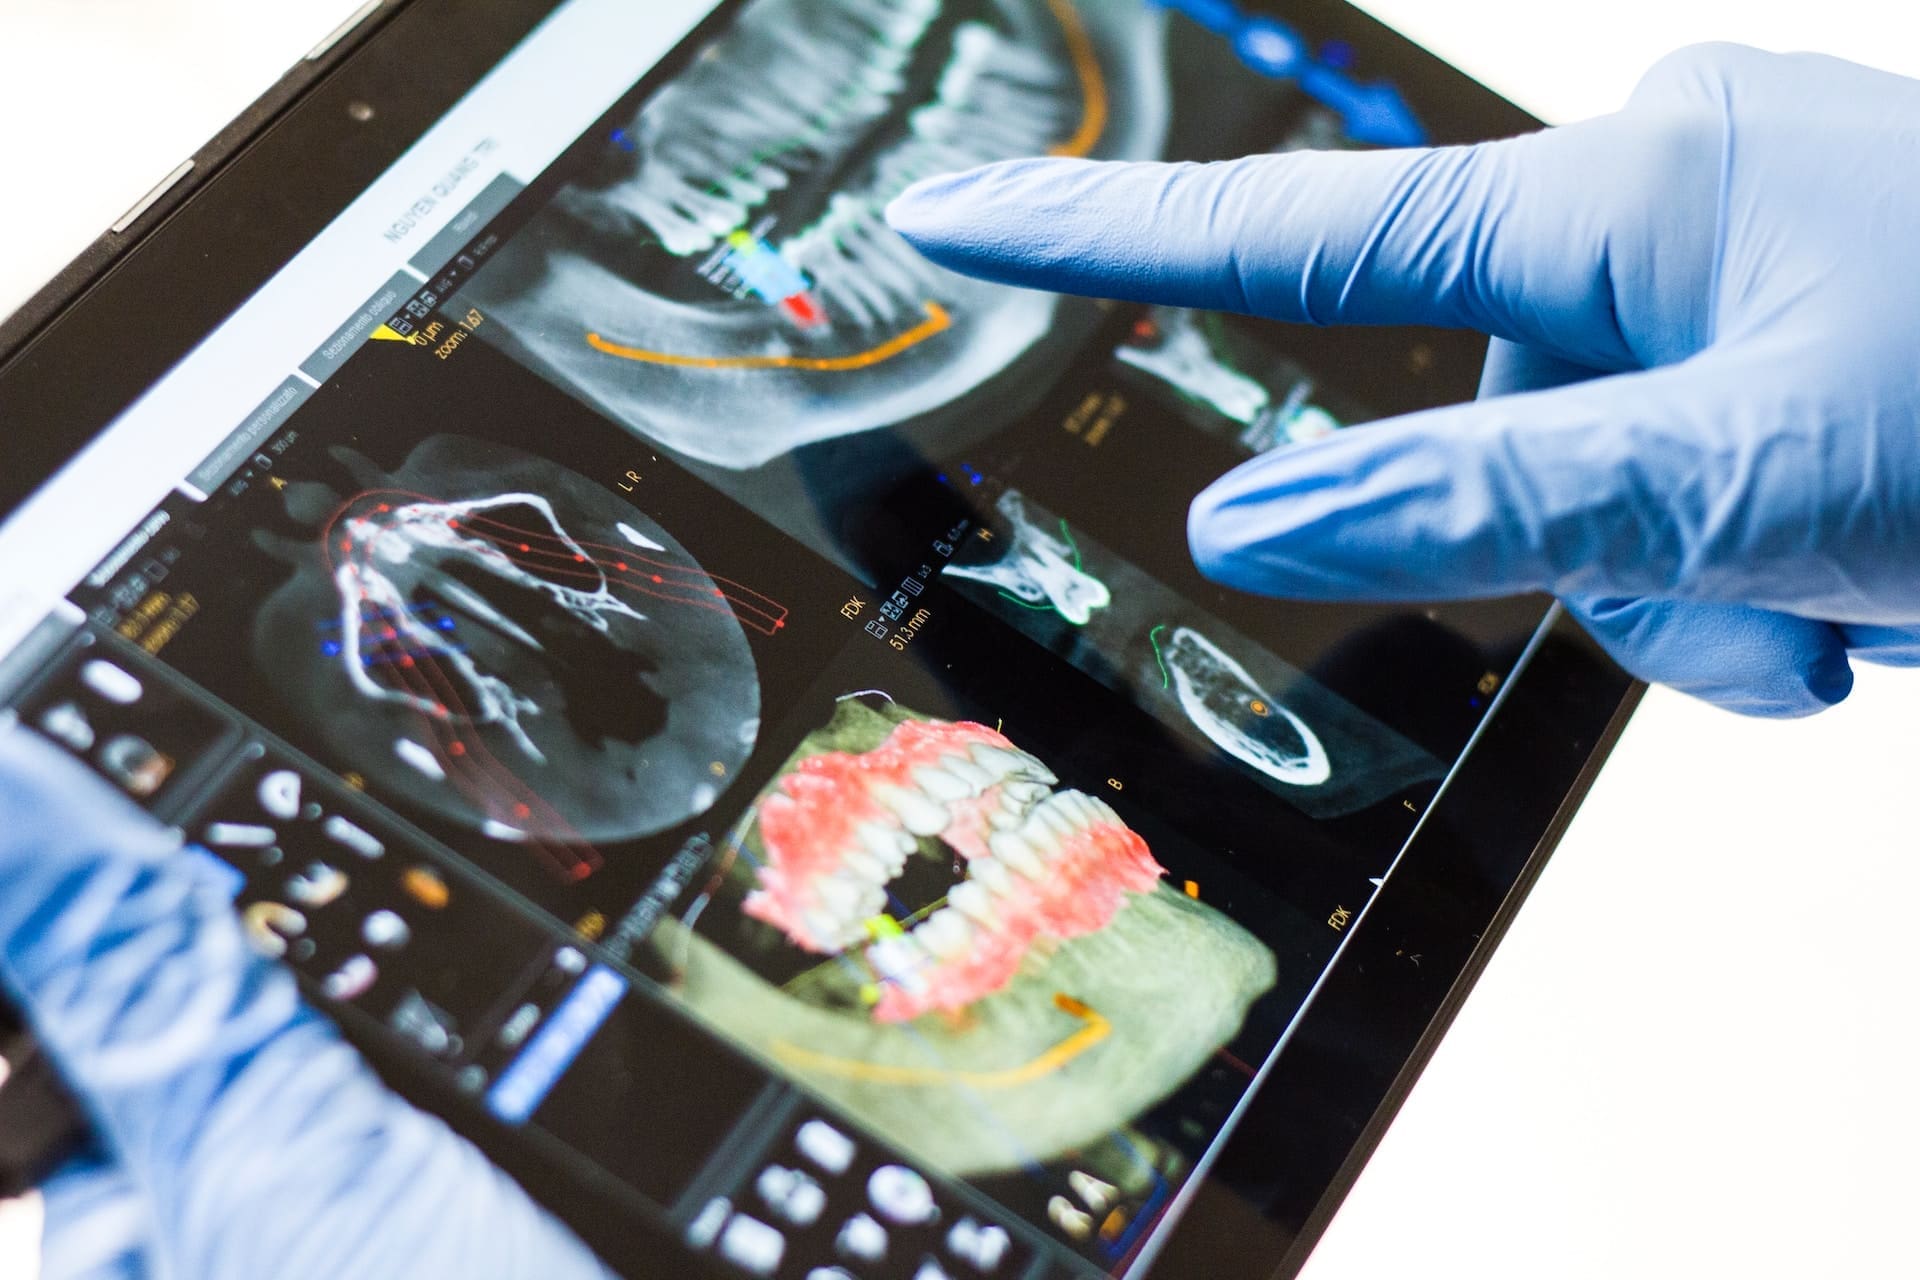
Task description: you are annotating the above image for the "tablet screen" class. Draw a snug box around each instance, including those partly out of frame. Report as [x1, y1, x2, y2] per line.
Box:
[0, 2, 1553, 1276]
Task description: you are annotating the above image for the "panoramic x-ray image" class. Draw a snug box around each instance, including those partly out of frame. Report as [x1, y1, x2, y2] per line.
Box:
[943, 489, 1440, 817]
[252, 436, 772, 878]
[463, 0, 1172, 470]
[653, 695, 1276, 1177]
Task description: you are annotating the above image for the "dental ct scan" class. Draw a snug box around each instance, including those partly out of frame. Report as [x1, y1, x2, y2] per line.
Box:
[0, 1, 1637, 1278]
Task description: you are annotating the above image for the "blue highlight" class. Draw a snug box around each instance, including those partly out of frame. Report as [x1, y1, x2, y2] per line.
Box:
[1169, 0, 1237, 34]
[485, 965, 627, 1125]
[722, 234, 813, 306]
[315, 601, 457, 634]
[316, 604, 460, 658]
[1235, 18, 1306, 77]
[1154, 0, 1427, 147]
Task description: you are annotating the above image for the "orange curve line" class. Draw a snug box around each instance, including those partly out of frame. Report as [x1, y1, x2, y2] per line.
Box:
[769, 993, 1111, 1089]
[1047, 0, 1110, 159]
[586, 302, 952, 372]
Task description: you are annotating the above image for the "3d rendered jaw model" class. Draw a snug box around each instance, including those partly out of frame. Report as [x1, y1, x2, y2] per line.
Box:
[462, 0, 1172, 469]
[654, 698, 1276, 1176]
[253, 437, 772, 878]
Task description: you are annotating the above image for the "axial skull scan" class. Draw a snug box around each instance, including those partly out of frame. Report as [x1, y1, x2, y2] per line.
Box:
[253, 437, 771, 874]
[464, 0, 1172, 469]
[654, 696, 1277, 1176]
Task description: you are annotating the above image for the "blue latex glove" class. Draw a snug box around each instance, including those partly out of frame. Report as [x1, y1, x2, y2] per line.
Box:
[0, 726, 617, 1280]
[887, 43, 1920, 716]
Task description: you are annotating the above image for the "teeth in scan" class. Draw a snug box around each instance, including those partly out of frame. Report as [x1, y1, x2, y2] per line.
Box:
[1117, 307, 1273, 427]
[986, 829, 1047, 881]
[804, 908, 859, 951]
[873, 783, 952, 836]
[466, 0, 1174, 470]
[745, 703, 1169, 987]
[608, 0, 945, 259]
[814, 873, 872, 919]
[1029, 797, 1079, 842]
[842, 847, 891, 882]
[937, 484, 1437, 818]
[777, 20, 1069, 327]
[944, 491, 1113, 625]
[947, 879, 999, 928]
[965, 857, 1013, 898]
[969, 743, 1050, 783]
[915, 907, 974, 958]
[938, 752, 994, 790]
[783, 195, 943, 331]
[742, 699, 1189, 1023]
[911, 765, 974, 803]
[1001, 777, 1053, 804]
[857, 821, 913, 867]
[666, 698, 1277, 1177]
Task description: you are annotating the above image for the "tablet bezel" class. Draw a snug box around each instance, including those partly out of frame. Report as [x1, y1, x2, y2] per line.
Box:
[0, 2, 1643, 1276]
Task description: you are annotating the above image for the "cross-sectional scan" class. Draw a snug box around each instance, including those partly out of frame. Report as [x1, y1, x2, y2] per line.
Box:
[944, 489, 1440, 817]
[253, 436, 776, 877]
[463, 0, 1172, 470]
[654, 695, 1276, 1176]
[1114, 307, 1368, 456]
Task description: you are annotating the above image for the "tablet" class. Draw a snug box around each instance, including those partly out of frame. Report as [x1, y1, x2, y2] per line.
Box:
[0, 2, 1639, 1277]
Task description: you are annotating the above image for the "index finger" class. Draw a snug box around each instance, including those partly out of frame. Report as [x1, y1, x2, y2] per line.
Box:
[886, 130, 1647, 372]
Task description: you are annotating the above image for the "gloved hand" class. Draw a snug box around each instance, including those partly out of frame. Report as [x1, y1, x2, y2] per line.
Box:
[0, 726, 617, 1280]
[887, 43, 1920, 716]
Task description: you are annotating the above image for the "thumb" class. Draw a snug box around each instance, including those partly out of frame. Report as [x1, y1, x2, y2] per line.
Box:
[1185, 358, 1748, 605]
[1565, 595, 1853, 718]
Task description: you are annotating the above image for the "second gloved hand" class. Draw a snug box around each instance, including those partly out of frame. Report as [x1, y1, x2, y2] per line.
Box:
[0, 726, 619, 1280]
[886, 44, 1920, 716]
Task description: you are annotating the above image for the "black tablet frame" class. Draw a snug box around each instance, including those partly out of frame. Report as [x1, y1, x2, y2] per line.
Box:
[0, 2, 1643, 1276]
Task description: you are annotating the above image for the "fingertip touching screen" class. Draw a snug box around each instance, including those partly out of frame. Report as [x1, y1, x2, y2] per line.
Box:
[0, 3, 1564, 1278]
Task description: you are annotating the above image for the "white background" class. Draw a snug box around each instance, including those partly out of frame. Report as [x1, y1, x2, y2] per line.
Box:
[1, 3, 1918, 1278]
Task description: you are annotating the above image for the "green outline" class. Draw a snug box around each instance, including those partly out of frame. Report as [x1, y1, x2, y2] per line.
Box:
[989, 520, 1098, 625]
[1057, 518, 1084, 571]
[1148, 624, 1171, 690]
